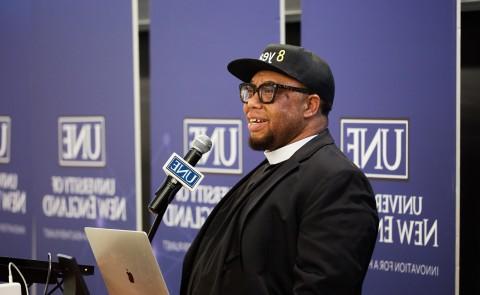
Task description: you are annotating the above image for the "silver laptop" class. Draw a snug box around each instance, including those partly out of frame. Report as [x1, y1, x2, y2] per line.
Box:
[85, 227, 169, 295]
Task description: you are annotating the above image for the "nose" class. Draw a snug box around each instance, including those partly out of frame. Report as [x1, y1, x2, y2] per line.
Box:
[244, 92, 262, 110]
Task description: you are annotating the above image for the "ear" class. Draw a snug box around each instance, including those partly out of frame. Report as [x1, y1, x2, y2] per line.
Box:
[303, 94, 321, 118]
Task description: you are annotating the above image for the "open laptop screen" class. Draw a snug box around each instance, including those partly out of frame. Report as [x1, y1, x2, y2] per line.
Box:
[85, 227, 169, 295]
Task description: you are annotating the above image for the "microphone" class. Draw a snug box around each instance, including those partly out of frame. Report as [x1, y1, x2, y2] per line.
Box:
[148, 135, 212, 214]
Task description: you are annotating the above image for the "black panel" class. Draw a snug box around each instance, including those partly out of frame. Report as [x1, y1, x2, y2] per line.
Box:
[460, 10, 480, 295]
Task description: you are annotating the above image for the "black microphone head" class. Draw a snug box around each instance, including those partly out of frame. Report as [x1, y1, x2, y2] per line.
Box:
[191, 135, 212, 154]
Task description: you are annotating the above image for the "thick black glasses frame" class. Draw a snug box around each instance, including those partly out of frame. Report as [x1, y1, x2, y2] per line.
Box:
[239, 82, 312, 104]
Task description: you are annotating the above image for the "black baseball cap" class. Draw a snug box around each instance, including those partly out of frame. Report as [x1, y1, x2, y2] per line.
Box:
[227, 43, 335, 105]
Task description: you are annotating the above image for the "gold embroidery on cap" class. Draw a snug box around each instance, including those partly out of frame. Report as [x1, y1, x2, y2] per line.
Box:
[276, 50, 285, 62]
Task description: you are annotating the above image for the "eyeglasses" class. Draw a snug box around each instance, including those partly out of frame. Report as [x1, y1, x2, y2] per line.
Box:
[239, 82, 312, 104]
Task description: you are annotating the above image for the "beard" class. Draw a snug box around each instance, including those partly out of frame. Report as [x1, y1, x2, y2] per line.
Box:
[248, 132, 275, 151]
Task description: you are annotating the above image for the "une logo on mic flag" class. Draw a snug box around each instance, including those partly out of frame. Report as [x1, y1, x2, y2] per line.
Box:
[340, 118, 409, 180]
[0, 116, 11, 164]
[163, 153, 204, 191]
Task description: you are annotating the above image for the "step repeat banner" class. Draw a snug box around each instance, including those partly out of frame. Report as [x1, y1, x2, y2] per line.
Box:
[0, 0, 33, 260]
[0, 1, 140, 294]
[149, 0, 279, 293]
[303, 0, 457, 294]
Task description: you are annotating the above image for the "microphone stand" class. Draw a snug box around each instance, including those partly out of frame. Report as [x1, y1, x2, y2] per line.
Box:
[148, 192, 176, 244]
[147, 177, 181, 243]
[147, 199, 168, 242]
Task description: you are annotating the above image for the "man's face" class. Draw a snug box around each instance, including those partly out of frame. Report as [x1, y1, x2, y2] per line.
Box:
[243, 70, 309, 151]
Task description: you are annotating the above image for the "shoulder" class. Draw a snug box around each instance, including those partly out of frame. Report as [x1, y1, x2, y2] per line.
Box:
[291, 130, 363, 179]
[293, 141, 375, 211]
[299, 141, 365, 182]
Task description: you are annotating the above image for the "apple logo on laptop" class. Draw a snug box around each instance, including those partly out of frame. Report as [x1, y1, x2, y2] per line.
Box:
[126, 269, 135, 283]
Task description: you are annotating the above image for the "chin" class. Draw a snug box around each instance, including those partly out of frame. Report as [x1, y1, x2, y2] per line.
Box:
[248, 134, 274, 151]
[248, 140, 266, 151]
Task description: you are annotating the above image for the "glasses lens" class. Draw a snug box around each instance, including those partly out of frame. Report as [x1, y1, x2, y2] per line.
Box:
[259, 83, 276, 103]
[240, 83, 254, 102]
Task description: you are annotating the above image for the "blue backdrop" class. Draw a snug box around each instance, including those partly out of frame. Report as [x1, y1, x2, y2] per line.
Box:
[1, 0, 458, 294]
[0, 0, 33, 260]
[149, 1, 279, 293]
[303, 0, 457, 294]
[0, 1, 140, 293]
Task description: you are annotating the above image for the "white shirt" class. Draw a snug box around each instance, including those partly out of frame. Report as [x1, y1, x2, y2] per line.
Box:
[264, 135, 317, 165]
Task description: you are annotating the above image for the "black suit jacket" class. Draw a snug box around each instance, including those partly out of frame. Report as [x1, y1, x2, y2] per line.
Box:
[181, 130, 378, 295]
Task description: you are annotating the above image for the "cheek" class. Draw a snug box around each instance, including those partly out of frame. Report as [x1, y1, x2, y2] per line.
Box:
[269, 108, 298, 132]
[276, 102, 303, 121]
[284, 110, 307, 136]
[265, 98, 304, 129]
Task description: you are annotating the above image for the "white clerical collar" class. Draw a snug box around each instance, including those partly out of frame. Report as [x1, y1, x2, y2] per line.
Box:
[264, 135, 317, 165]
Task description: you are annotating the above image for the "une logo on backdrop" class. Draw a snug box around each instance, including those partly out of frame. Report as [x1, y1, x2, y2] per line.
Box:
[184, 118, 242, 174]
[340, 118, 408, 180]
[0, 116, 11, 164]
[58, 116, 106, 167]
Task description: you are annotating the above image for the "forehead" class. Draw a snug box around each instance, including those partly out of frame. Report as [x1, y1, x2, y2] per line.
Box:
[251, 70, 303, 86]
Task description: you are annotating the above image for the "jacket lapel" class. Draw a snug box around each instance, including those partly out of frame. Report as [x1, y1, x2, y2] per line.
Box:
[238, 129, 335, 239]
[181, 160, 268, 287]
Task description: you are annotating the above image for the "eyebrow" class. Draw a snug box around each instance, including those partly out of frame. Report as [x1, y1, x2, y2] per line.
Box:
[249, 80, 277, 85]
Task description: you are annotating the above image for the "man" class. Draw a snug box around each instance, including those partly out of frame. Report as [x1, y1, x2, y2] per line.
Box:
[180, 44, 378, 295]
